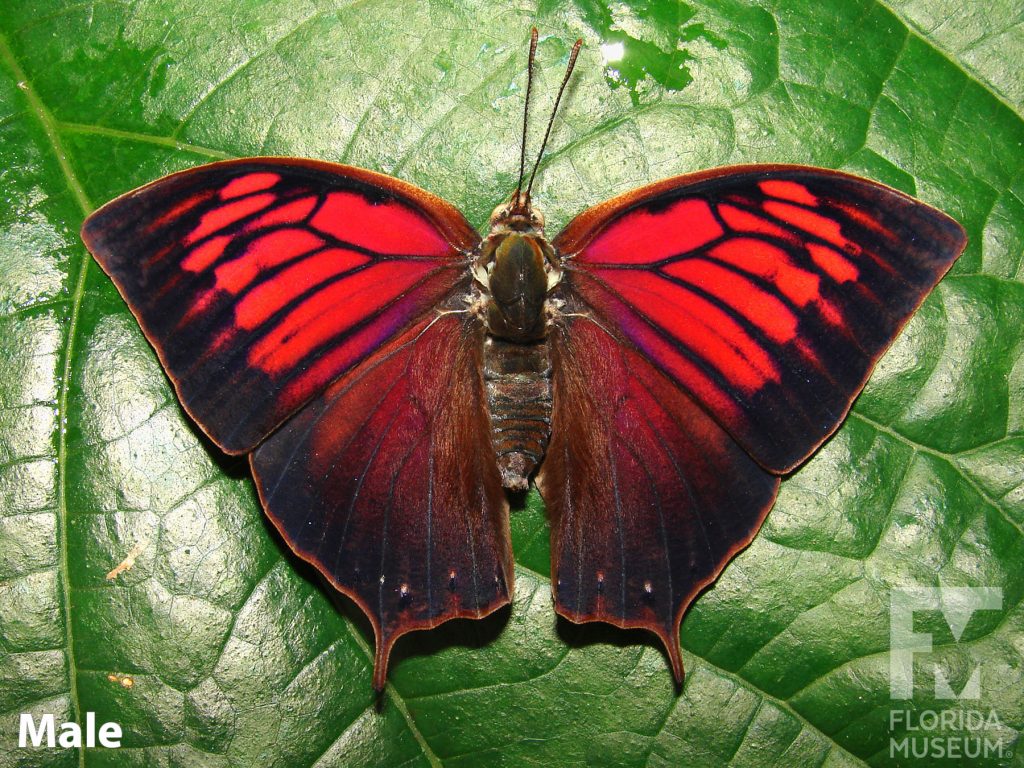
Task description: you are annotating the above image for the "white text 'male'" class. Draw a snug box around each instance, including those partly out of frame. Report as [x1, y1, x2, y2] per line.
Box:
[19, 713, 122, 748]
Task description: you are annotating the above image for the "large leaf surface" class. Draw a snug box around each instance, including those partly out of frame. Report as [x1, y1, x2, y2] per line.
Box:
[1, 1, 1022, 765]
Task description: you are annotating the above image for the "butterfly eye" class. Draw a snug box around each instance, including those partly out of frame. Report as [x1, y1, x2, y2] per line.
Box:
[490, 202, 512, 227]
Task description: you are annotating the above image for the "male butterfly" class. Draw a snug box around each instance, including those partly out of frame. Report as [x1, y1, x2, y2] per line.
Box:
[80, 30, 966, 693]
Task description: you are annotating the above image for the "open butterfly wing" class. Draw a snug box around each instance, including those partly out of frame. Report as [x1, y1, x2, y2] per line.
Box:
[538, 317, 779, 680]
[544, 166, 966, 678]
[554, 165, 968, 472]
[82, 158, 479, 453]
[251, 312, 511, 690]
[82, 159, 505, 686]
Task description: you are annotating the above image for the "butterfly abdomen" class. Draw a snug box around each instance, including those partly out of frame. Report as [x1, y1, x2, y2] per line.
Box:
[483, 337, 552, 491]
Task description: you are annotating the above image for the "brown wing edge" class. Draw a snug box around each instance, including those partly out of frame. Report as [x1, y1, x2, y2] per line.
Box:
[248, 314, 514, 693]
[252, 461, 514, 692]
[80, 157, 482, 457]
[537, 443, 780, 687]
[546, 484, 780, 685]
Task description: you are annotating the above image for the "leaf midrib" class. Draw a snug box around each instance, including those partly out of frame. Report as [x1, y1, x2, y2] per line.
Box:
[0, 29, 91, 768]
[876, 0, 1024, 120]
[0, 24, 452, 768]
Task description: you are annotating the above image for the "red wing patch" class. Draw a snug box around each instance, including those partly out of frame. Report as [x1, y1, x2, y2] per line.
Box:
[250, 313, 511, 691]
[555, 166, 967, 472]
[82, 159, 480, 454]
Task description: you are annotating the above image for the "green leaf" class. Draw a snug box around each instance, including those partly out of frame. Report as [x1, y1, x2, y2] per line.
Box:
[1, 1, 1021, 766]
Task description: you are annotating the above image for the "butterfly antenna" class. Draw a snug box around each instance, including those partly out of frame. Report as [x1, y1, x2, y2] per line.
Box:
[524, 36, 583, 201]
[513, 28, 539, 210]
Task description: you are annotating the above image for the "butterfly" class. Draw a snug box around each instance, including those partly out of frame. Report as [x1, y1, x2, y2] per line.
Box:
[80, 29, 967, 693]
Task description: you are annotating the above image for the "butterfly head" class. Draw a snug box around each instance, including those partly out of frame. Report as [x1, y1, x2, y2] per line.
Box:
[489, 193, 546, 235]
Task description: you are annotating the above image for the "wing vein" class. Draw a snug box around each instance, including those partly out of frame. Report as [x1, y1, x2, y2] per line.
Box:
[632, 374, 717, 569]
[377, 427, 429, 635]
[607, 435, 627, 619]
[334, 346, 419, 567]
[426, 442, 434, 617]
[617, 409, 676, 628]
[570, 271, 751, 400]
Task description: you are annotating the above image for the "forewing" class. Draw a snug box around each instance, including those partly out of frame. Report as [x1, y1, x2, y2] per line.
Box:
[250, 312, 510, 689]
[538, 316, 779, 680]
[81, 158, 479, 453]
[555, 165, 967, 472]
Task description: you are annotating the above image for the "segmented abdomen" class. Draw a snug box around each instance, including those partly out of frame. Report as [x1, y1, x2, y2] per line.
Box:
[483, 337, 552, 490]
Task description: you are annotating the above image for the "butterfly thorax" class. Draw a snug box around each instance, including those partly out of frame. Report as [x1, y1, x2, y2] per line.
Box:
[480, 233, 550, 342]
[477, 205, 558, 490]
